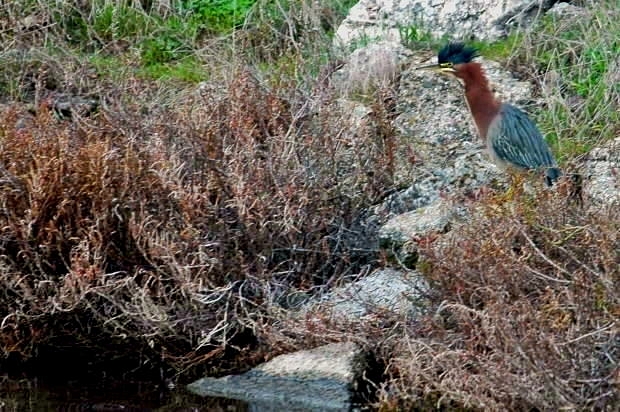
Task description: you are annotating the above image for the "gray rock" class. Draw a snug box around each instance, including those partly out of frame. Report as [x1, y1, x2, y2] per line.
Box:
[379, 198, 453, 243]
[372, 183, 440, 219]
[335, 98, 374, 136]
[331, 41, 408, 95]
[307, 268, 429, 320]
[335, 0, 559, 45]
[51, 94, 99, 118]
[188, 342, 366, 412]
[378, 198, 462, 267]
[582, 137, 620, 206]
[547, 2, 588, 19]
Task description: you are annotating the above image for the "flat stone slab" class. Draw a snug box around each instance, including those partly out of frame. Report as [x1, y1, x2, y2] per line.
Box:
[187, 342, 365, 411]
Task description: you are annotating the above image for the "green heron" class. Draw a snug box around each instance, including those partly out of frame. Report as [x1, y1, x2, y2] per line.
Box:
[417, 42, 562, 186]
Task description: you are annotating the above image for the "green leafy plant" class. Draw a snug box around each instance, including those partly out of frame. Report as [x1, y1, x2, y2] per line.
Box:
[179, 0, 256, 33]
[139, 15, 202, 65]
[399, 24, 435, 50]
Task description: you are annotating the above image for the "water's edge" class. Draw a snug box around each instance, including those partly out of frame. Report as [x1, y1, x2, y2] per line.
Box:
[0, 376, 248, 411]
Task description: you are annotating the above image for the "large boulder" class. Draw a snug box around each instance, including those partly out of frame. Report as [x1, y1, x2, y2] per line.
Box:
[335, 0, 559, 45]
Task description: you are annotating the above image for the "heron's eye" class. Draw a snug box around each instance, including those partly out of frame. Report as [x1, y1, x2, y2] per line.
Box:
[439, 62, 454, 68]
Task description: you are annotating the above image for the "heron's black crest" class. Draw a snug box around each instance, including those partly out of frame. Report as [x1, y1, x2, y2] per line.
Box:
[438, 43, 478, 65]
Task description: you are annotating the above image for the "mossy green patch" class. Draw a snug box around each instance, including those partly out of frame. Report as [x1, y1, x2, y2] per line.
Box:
[138, 58, 208, 83]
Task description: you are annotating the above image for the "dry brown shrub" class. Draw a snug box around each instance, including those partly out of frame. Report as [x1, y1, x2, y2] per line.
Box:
[0, 55, 396, 377]
[377, 186, 619, 411]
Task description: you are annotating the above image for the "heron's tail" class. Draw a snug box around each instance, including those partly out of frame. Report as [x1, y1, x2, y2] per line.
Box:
[545, 167, 562, 186]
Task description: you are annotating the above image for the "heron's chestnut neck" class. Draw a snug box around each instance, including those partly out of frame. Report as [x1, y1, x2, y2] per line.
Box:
[454, 62, 501, 140]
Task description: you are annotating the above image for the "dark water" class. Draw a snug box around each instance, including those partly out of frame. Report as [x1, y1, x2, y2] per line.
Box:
[0, 376, 248, 411]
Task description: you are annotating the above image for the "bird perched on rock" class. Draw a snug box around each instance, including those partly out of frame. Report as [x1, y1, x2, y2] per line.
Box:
[417, 42, 562, 186]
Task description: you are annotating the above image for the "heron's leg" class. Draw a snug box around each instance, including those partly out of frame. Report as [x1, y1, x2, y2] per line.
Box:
[498, 169, 528, 201]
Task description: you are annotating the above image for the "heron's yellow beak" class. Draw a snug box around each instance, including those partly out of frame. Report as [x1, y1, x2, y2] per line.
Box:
[415, 63, 456, 74]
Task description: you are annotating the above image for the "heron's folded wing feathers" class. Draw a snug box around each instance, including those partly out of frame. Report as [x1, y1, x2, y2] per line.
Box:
[492, 104, 557, 169]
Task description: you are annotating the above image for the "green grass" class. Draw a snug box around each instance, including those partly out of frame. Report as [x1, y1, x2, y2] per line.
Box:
[399, 25, 437, 50]
[471, 32, 524, 60]
[179, 0, 256, 34]
[138, 58, 208, 83]
[90, 54, 126, 78]
[520, 1, 620, 161]
[139, 17, 198, 65]
[54, 0, 255, 45]
[47, 1, 255, 65]
[0, 0, 358, 87]
[89, 53, 208, 83]
[90, 4, 155, 42]
[399, 24, 522, 58]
